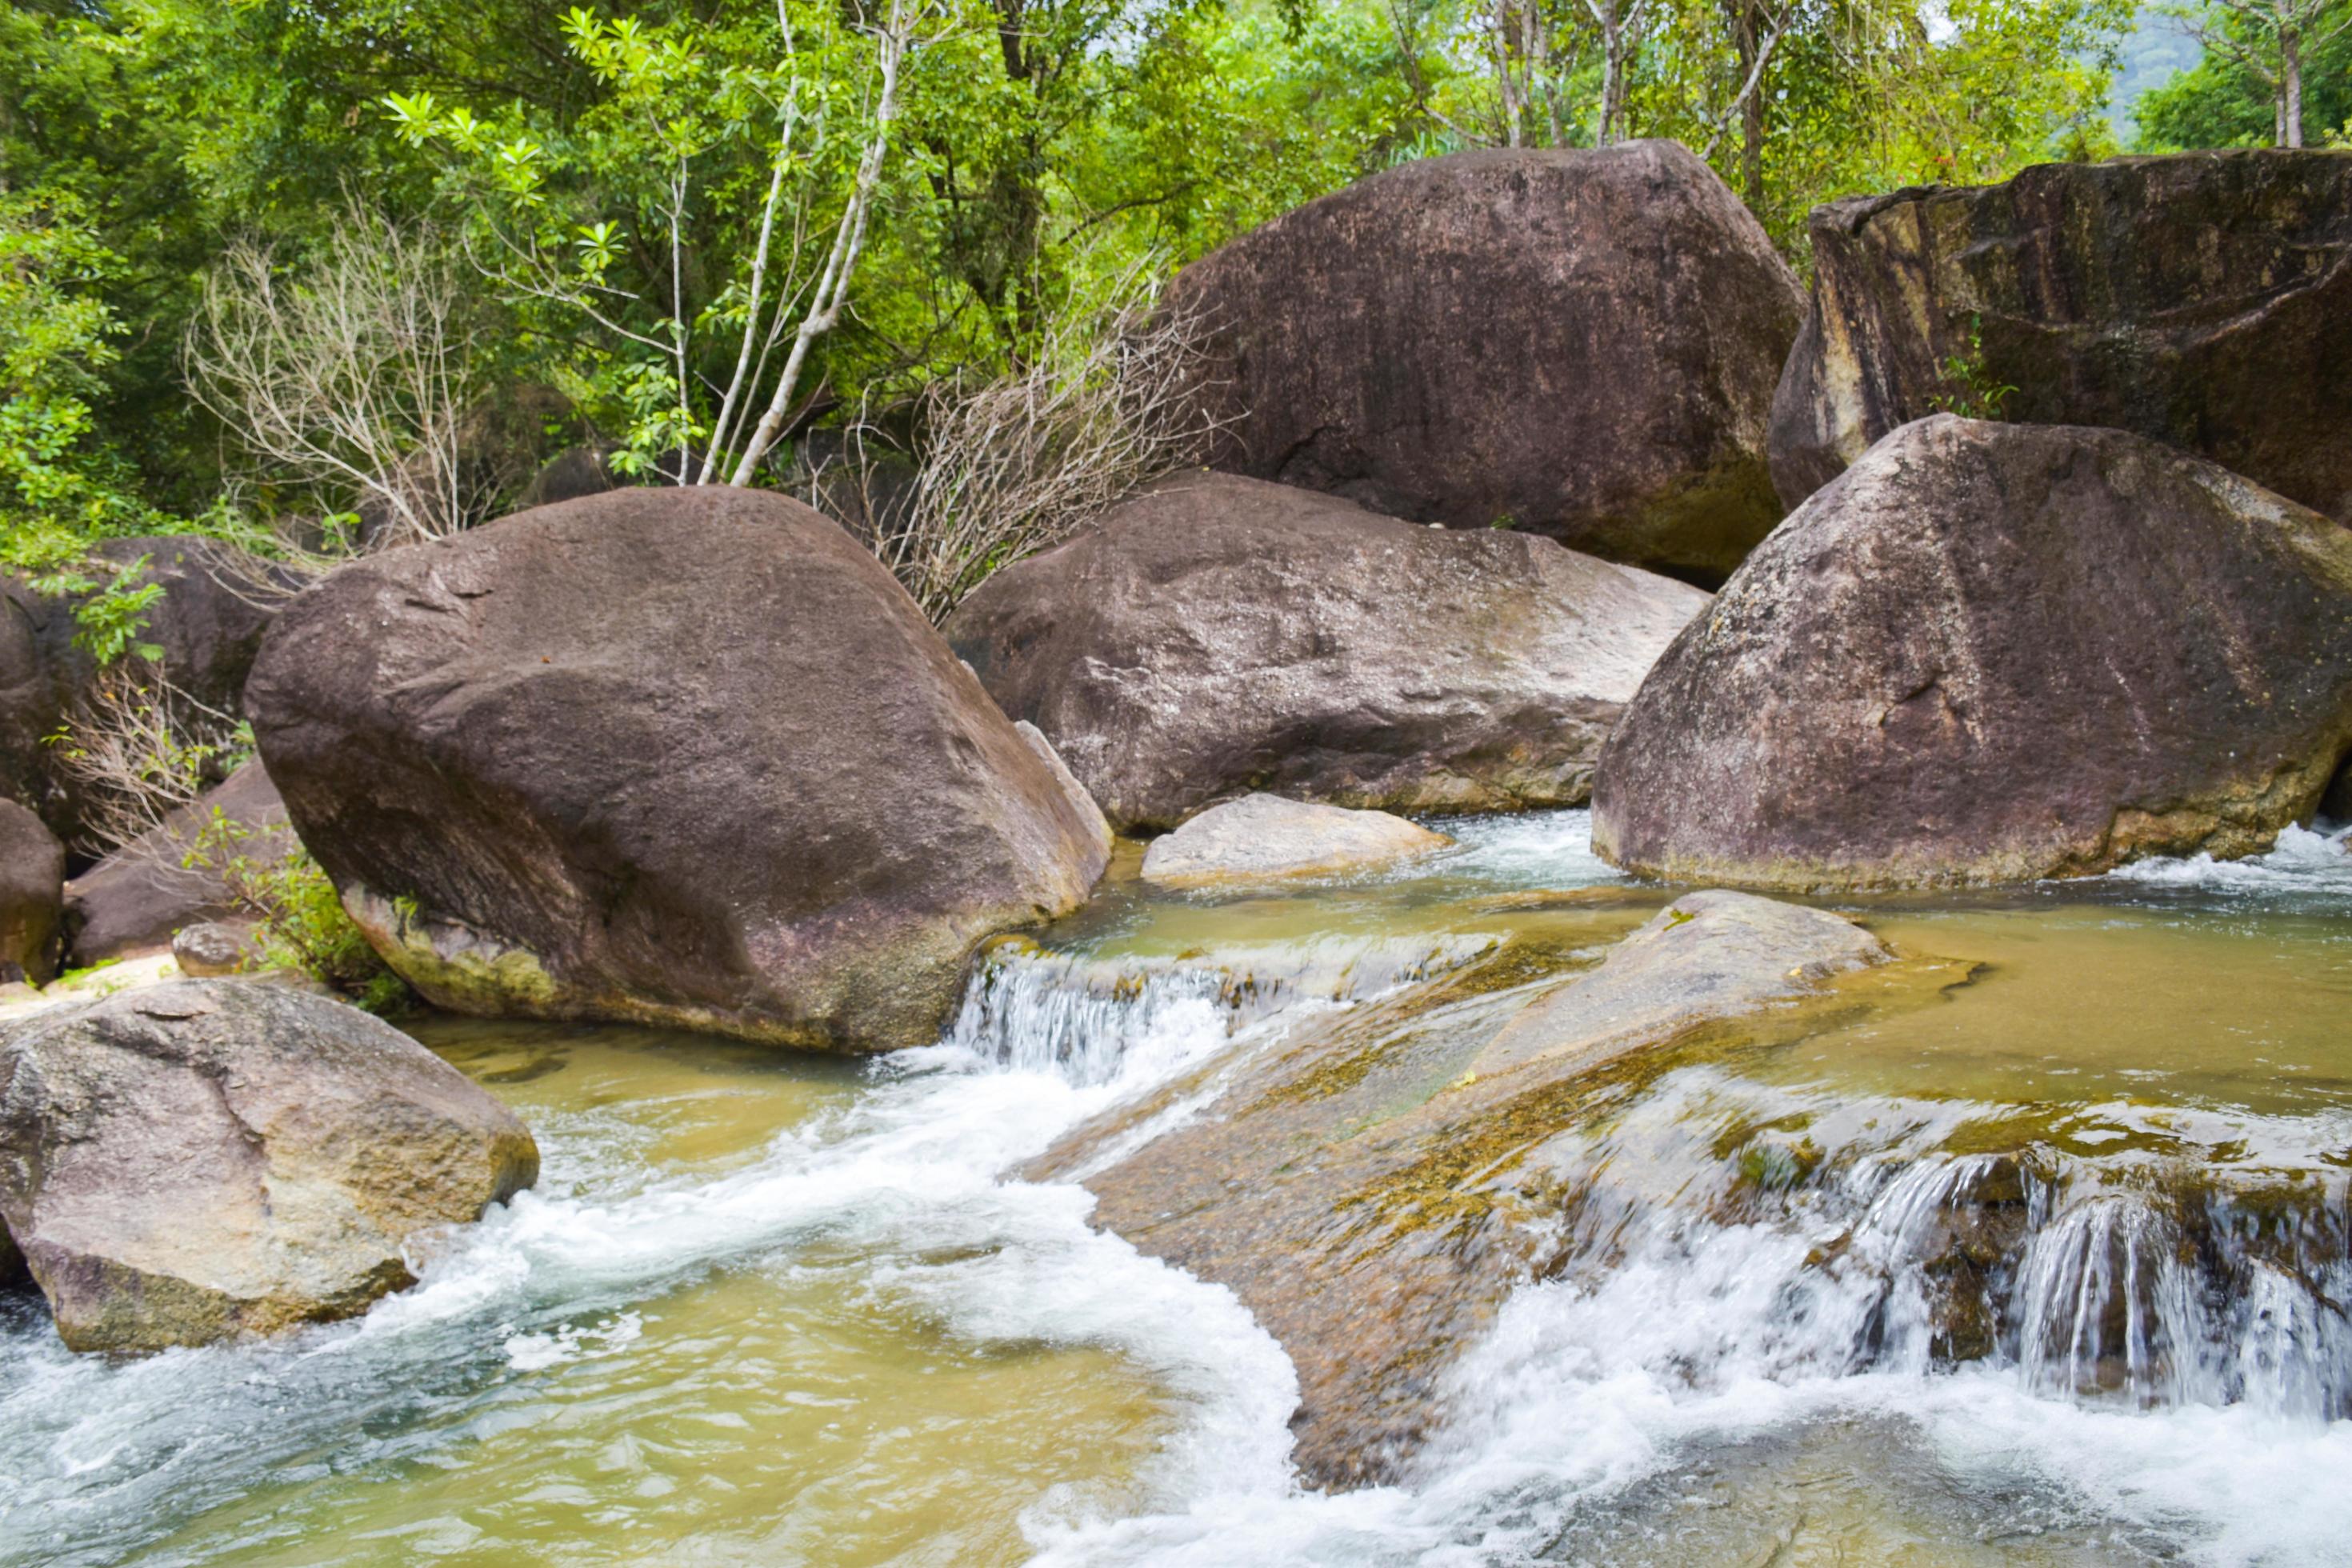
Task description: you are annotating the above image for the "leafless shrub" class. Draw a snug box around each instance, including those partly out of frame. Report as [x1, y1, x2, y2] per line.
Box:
[45, 663, 246, 857]
[185, 201, 508, 567]
[860, 260, 1229, 622]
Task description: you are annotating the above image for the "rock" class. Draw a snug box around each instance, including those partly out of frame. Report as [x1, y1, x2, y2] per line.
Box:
[1165, 142, 1805, 581]
[2, 537, 285, 844]
[1770, 150, 2352, 521]
[518, 444, 622, 510]
[246, 486, 1111, 1053]
[1034, 890, 1894, 1486]
[0, 978, 537, 1352]
[944, 474, 1710, 831]
[1595, 416, 2352, 890]
[171, 922, 246, 978]
[64, 760, 294, 964]
[1140, 794, 1451, 886]
[0, 802, 65, 985]
[2326, 756, 2352, 822]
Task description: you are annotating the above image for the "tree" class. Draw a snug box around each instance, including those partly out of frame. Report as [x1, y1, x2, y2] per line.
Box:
[2159, 0, 2352, 144]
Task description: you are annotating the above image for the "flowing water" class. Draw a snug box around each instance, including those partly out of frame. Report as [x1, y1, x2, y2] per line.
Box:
[4, 814, 2352, 1566]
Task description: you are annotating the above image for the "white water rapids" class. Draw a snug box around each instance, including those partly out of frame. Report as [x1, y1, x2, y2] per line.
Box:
[2, 813, 2350, 1566]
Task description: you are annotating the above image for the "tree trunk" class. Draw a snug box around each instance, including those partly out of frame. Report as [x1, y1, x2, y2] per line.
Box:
[2282, 30, 2303, 147]
[1735, 0, 1765, 207]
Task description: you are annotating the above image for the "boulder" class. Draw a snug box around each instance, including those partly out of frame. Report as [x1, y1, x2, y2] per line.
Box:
[1164, 142, 1805, 581]
[64, 760, 294, 964]
[1034, 890, 1896, 1486]
[1770, 150, 2352, 521]
[0, 801, 65, 985]
[171, 922, 247, 978]
[246, 486, 1112, 1053]
[2, 537, 284, 844]
[0, 979, 538, 1352]
[944, 474, 1710, 831]
[1139, 794, 1451, 886]
[1595, 416, 2352, 890]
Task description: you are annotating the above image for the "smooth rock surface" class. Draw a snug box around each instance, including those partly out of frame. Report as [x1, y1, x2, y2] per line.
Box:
[1597, 416, 2352, 890]
[1770, 150, 2352, 520]
[65, 761, 294, 964]
[0, 801, 65, 985]
[0, 979, 538, 1352]
[247, 486, 1111, 1053]
[1140, 794, 1451, 886]
[1034, 891, 1898, 1486]
[1166, 143, 1805, 580]
[171, 922, 246, 978]
[946, 474, 1710, 831]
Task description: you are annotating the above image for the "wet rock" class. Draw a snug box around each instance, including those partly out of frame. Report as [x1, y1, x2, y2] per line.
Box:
[1166, 143, 1804, 581]
[0, 802, 65, 985]
[1035, 890, 1892, 1486]
[1140, 794, 1451, 887]
[65, 760, 294, 964]
[2, 538, 284, 844]
[1770, 150, 2352, 521]
[246, 486, 1111, 1053]
[171, 922, 246, 978]
[945, 474, 1708, 831]
[1594, 416, 2352, 890]
[0, 978, 538, 1353]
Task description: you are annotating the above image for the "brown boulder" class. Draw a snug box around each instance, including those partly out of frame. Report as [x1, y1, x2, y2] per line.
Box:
[0, 978, 538, 1352]
[1034, 890, 1894, 1486]
[944, 474, 1709, 832]
[0, 801, 65, 985]
[1165, 143, 1805, 581]
[1138, 794, 1451, 886]
[64, 760, 294, 964]
[246, 486, 1110, 1053]
[1770, 150, 2352, 520]
[1595, 416, 2352, 890]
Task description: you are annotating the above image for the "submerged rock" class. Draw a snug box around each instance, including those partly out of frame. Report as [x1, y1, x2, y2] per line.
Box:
[1140, 794, 1451, 887]
[1595, 416, 2352, 890]
[0, 979, 537, 1353]
[1166, 144, 1804, 579]
[1770, 150, 2352, 520]
[1034, 890, 1894, 1486]
[65, 760, 294, 965]
[246, 486, 1111, 1053]
[0, 801, 64, 985]
[945, 474, 1708, 831]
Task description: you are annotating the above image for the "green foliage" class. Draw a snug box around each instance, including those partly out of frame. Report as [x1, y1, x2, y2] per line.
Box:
[2134, 14, 2352, 148]
[1929, 317, 2019, 420]
[185, 814, 415, 1014]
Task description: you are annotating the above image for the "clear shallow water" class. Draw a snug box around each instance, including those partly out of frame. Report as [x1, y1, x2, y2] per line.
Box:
[2, 814, 2350, 1566]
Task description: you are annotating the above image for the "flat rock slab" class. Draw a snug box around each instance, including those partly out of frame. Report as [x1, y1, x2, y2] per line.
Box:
[1596, 415, 2352, 890]
[1139, 794, 1452, 886]
[946, 473, 1708, 832]
[1034, 890, 1904, 1487]
[0, 979, 538, 1353]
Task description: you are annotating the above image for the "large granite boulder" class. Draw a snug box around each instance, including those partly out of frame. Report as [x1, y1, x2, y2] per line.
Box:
[0, 801, 65, 985]
[1164, 143, 1805, 581]
[1595, 416, 2352, 890]
[0, 979, 537, 1352]
[2, 537, 282, 843]
[1138, 794, 1450, 887]
[1034, 890, 1897, 1486]
[1770, 150, 2352, 520]
[246, 486, 1112, 1053]
[944, 474, 1710, 831]
[64, 760, 294, 964]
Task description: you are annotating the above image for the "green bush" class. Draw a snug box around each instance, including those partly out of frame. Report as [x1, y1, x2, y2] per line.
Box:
[185, 814, 414, 1014]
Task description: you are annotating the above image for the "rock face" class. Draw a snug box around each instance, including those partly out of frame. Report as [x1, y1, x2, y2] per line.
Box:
[1770, 151, 2352, 520]
[246, 486, 1112, 1053]
[1140, 795, 1451, 886]
[0, 802, 65, 985]
[1165, 143, 1805, 580]
[64, 761, 294, 964]
[1596, 416, 2352, 890]
[0, 979, 538, 1352]
[171, 922, 247, 978]
[944, 474, 1710, 831]
[1034, 891, 1895, 1486]
[2, 537, 282, 843]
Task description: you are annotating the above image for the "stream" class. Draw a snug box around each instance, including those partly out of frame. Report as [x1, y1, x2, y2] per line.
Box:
[4, 812, 2350, 1566]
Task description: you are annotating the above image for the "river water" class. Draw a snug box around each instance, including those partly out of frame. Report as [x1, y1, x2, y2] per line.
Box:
[4, 813, 2350, 1566]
